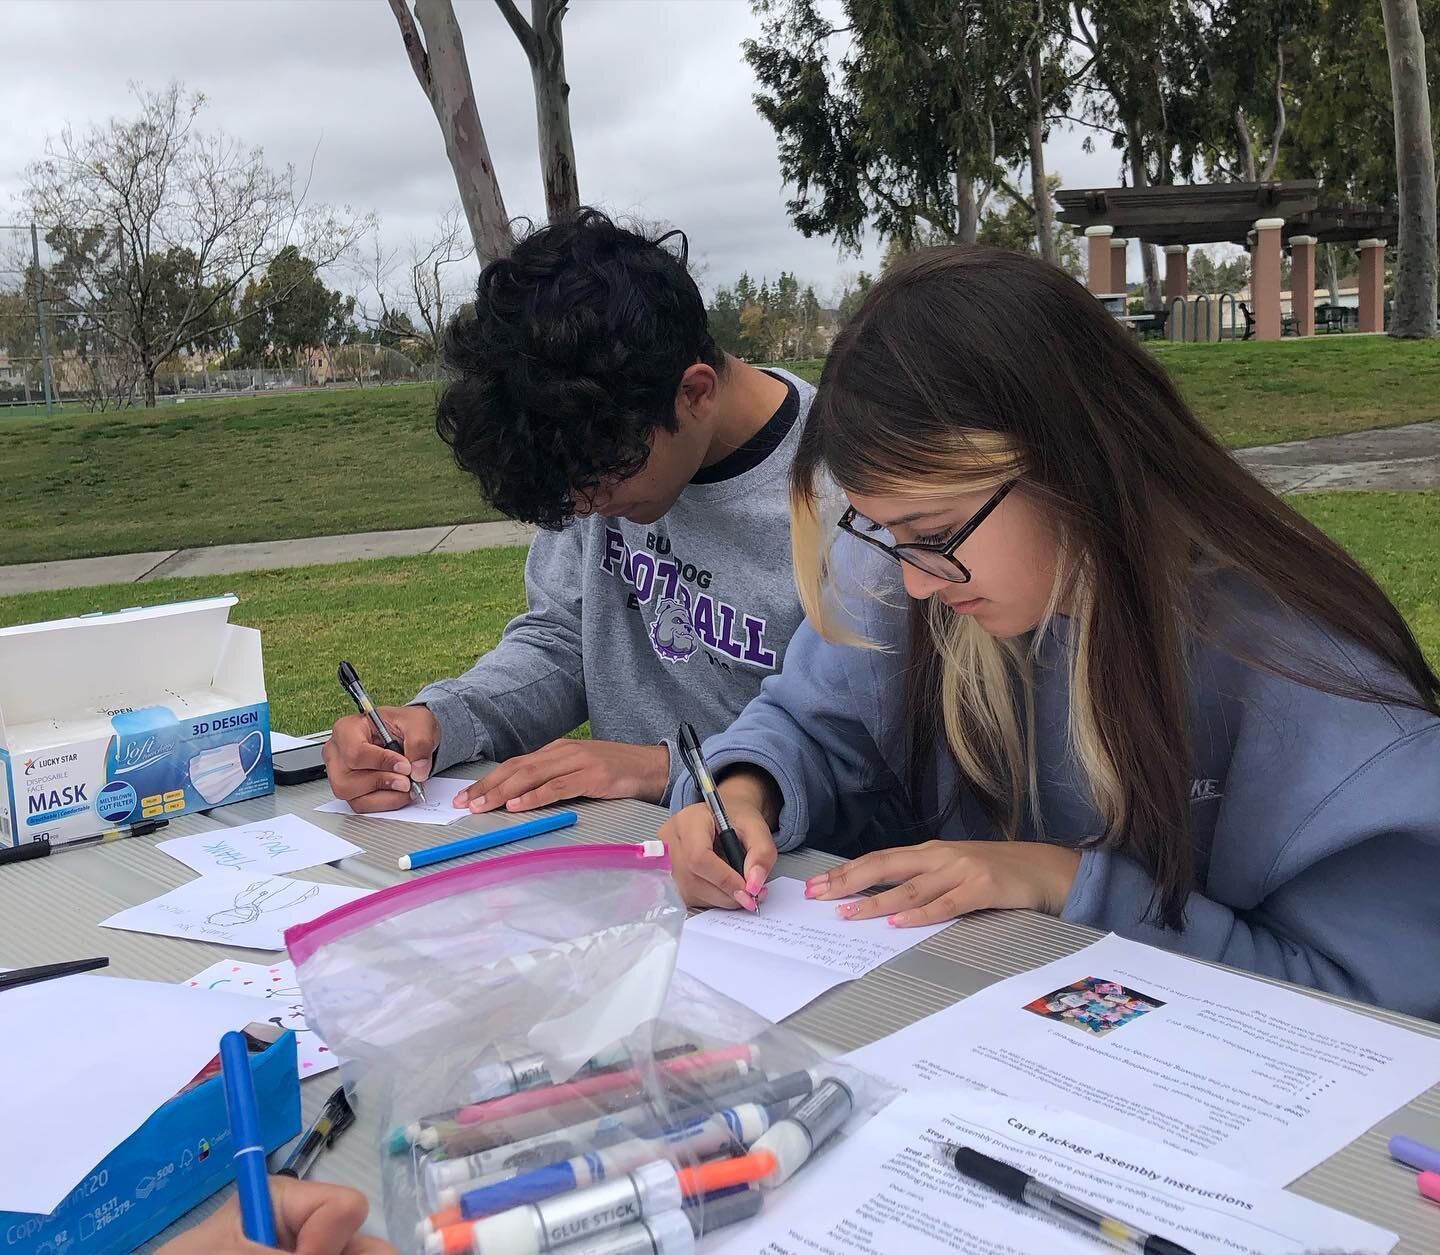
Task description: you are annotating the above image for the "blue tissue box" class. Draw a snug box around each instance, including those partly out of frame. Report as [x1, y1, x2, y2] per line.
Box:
[0, 1032, 300, 1255]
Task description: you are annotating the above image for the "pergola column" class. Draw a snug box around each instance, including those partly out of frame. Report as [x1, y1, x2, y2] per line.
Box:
[1357, 239, 1386, 332]
[1110, 237, 1129, 295]
[1289, 235, 1317, 337]
[1163, 245, 1189, 302]
[1085, 225, 1114, 295]
[1251, 218, 1284, 341]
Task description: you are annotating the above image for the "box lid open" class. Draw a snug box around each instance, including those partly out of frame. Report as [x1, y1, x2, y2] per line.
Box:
[0, 595, 266, 751]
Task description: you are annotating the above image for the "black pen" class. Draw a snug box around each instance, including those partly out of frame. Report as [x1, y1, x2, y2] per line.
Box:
[0, 957, 109, 993]
[337, 660, 426, 804]
[0, 820, 168, 867]
[942, 1142, 1196, 1255]
[277, 1085, 355, 1179]
[676, 722, 757, 912]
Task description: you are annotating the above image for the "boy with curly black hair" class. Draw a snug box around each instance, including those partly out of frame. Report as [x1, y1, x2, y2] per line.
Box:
[324, 210, 815, 854]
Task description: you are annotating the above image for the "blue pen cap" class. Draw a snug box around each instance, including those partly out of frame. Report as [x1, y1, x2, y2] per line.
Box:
[220, 1031, 265, 1150]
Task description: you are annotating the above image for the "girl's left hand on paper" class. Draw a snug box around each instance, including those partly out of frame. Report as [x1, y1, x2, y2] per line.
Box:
[805, 840, 1082, 926]
[156, 1177, 397, 1255]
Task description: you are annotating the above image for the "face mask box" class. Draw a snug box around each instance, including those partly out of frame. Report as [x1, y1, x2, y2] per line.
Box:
[0, 595, 275, 847]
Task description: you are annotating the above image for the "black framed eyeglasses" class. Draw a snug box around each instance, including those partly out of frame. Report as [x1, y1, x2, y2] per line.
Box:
[837, 480, 1016, 583]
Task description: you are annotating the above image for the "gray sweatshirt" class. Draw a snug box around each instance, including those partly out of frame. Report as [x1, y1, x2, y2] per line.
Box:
[674, 546, 1440, 1019]
[415, 370, 815, 801]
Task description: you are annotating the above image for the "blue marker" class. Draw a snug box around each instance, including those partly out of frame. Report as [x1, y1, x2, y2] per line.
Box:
[219, 1030, 277, 1246]
[398, 811, 580, 870]
[420, 1101, 777, 1235]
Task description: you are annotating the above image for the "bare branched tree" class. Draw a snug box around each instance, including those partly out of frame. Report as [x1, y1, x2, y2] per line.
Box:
[25, 82, 369, 406]
[407, 206, 476, 359]
[389, 0, 516, 263]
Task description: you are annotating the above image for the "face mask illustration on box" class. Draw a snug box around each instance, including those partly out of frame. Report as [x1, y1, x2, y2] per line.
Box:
[188, 730, 265, 804]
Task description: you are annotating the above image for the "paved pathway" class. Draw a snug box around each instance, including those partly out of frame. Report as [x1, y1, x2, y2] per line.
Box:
[1233, 420, 1440, 493]
[3, 420, 1436, 598]
[0, 519, 536, 596]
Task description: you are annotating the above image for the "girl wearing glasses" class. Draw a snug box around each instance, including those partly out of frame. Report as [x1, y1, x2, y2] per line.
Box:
[662, 246, 1440, 1016]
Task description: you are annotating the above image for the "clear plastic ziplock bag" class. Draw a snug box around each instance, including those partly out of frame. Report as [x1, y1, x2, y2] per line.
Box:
[287, 841, 893, 1255]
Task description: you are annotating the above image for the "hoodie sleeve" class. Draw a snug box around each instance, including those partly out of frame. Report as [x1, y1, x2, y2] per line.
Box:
[669, 611, 903, 852]
[1063, 722, 1440, 1020]
[413, 526, 589, 774]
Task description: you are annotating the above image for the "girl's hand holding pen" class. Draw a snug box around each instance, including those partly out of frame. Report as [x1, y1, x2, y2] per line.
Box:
[661, 765, 780, 911]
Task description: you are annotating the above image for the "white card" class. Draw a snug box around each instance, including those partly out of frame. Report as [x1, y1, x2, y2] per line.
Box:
[102, 874, 369, 951]
[182, 958, 337, 1079]
[315, 775, 472, 825]
[158, 814, 362, 877]
[0, 975, 260, 1215]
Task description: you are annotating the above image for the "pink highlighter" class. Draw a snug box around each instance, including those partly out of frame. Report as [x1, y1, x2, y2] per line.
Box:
[1419, 1170, 1440, 1204]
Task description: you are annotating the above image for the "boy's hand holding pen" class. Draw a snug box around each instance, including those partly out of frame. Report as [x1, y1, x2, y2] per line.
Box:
[325, 661, 440, 813]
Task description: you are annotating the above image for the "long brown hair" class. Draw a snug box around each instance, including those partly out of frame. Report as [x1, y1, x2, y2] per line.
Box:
[790, 246, 1438, 928]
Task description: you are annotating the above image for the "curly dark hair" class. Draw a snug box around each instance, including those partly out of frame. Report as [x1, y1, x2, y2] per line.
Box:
[435, 208, 723, 528]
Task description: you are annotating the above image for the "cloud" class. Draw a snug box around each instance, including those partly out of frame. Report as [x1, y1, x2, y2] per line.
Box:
[0, 0, 1122, 297]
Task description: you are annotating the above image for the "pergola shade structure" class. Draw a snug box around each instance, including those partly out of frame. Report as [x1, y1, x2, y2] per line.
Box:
[1056, 181, 1398, 339]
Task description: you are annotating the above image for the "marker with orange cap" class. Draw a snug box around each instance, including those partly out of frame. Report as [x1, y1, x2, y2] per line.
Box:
[420, 1101, 779, 1235]
[422, 1151, 776, 1255]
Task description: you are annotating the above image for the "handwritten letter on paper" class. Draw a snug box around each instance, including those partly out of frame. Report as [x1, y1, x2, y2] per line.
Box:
[158, 814, 362, 877]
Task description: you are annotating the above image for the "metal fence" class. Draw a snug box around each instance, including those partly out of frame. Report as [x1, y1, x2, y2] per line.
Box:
[0, 223, 57, 412]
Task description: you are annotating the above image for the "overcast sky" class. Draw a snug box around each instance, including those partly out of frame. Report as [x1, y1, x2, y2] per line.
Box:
[0, 0, 1127, 303]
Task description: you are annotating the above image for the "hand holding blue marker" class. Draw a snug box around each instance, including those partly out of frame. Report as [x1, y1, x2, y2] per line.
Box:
[399, 811, 580, 870]
[219, 1030, 277, 1246]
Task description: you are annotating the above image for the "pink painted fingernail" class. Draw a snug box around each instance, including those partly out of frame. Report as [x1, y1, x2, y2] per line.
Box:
[836, 901, 861, 919]
[733, 890, 757, 912]
[806, 873, 827, 888]
[746, 871, 764, 895]
[888, 913, 907, 927]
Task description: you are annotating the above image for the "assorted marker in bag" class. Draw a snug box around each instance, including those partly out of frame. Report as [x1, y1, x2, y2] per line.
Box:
[423, 1101, 780, 1230]
[423, 1054, 756, 1157]
[751, 1078, 854, 1188]
[453, 1046, 758, 1129]
[424, 1069, 822, 1199]
[393, 1044, 704, 1152]
[424, 1152, 776, 1255]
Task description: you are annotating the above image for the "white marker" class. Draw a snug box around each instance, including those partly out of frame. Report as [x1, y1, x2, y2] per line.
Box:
[750, 1077, 853, 1188]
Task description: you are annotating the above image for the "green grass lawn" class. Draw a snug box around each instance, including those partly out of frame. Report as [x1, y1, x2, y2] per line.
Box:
[0, 383, 497, 566]
[4, 337, 1438, 567]
[0, 491, 1434, 733]
[1152, 336, 1440, 448]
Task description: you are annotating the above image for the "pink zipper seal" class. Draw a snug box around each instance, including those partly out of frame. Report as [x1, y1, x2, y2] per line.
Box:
[285, 840, 670, 966]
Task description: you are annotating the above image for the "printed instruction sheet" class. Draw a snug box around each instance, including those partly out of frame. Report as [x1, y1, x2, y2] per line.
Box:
[845, 932, 1440, 1185]
[709, 1090, 1396, 1254]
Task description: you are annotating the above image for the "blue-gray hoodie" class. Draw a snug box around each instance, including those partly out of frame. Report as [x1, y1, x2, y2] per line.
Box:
[674, 548, 1440, 1020]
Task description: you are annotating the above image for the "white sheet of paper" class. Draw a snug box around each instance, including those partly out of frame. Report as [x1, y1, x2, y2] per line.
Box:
[846, 932, 1440, 1187]
[676, 878, 950, 1021]
[315, 775, 471, 825]
[0, 974, 260, 1215]
[102, 874, 369, 951]
[158, 815, 362, 877]
[269, 731, 313, 752]
[707, 1090, 1396, 1255]
[182, 959, 337, 1079]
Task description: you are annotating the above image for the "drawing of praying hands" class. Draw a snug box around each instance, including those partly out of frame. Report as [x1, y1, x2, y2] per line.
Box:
[207, 878, 321, 926]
